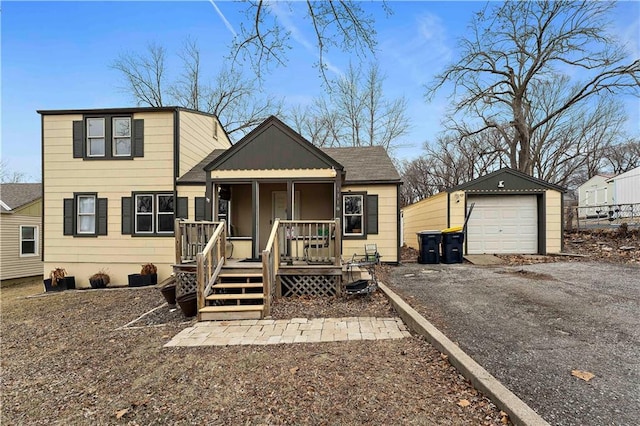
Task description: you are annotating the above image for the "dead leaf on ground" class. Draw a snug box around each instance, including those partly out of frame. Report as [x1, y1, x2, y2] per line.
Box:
[115, 408, 129, 419]
[290, 366, 299, 374]
[571, 370, 595, 381]
[458, 399, 471, 407]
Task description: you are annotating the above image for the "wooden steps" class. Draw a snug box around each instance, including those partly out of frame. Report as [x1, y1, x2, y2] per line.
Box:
[206, 293, 265, 301]
[198, 265, 265, 321]
[199, 305, 264, 321]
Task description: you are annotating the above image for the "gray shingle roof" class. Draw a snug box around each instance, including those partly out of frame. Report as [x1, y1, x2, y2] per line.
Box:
[177, 150, 227, 184]
[177, 145, 401, 185]
[0, 183, 42, 213]
[321, 146, 401, 183]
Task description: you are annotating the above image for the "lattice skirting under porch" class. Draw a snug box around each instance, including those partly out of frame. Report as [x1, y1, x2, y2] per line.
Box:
[280, 275, 340, 297]
[175, 271, 197, 298]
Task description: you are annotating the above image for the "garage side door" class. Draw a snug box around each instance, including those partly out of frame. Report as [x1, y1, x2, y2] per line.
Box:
[466, 195, 537, 254]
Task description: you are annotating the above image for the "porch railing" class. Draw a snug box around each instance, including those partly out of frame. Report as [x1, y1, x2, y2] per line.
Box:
[175, 219, 221, 264]
[276, 219, 341, 266]
[261, 219, 281, 315]
[195, 221, 227, 318]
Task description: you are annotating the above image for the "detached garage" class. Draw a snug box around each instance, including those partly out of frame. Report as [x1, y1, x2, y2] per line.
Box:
[402, 168, 565, 255]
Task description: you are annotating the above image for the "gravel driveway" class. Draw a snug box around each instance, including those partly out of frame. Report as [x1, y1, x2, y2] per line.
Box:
[387, 261, 640, 426]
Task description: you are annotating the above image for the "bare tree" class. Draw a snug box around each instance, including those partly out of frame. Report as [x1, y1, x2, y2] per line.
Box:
[232, 1, 384, 83]
[604, 139, 640, 174]
[1, 160, 27, 183]
[426, 1, 640, 177]
[290, 62, 410, 152]
[112, 39, 282, 139]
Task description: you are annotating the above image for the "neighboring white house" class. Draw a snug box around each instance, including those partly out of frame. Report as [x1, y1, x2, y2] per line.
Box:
[608, 166, 640, 205]
[577, 174, 615, 218]
[608, 166, 640, 219]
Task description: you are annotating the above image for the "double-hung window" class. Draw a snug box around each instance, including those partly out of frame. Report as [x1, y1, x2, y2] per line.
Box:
[86, 118, 105, 157]
[77, 195, 96, 234]
[343, 194, 364, 236]
[20, 225, 38, 256]
[112, 117, 132, 156]
[135, 193, 174, 235]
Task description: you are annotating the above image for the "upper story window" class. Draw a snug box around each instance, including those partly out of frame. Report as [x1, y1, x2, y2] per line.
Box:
[87, 118, 105, 157]
[113, 117, 132, 156]
[73, 115, 143, 160]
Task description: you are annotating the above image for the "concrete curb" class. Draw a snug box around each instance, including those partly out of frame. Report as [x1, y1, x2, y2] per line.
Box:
[379, 282, 550, 426]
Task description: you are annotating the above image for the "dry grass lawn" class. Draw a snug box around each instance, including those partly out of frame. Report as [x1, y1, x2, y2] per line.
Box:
[1, 278, 510, 425]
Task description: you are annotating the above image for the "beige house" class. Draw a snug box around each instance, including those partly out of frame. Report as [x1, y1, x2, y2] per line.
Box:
[39, 107, 232, 286]
[402, 168, 565, 255]
[1, 183, 43, 280]
[39, 109, 401, 289]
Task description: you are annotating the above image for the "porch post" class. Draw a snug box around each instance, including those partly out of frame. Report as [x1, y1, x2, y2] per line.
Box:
[286, 180, 293, 220]
[252, 180, 259, 259]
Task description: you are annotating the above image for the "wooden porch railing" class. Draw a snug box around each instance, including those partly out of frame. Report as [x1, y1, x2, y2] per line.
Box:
[261, 219, 281, 316]
[277, 219, 341, 266]
[175, 219, 221, 264]
[195, 221, 227, 319]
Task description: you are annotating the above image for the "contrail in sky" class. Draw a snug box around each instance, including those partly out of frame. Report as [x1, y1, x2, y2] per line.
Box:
[209, 0, 237, 37]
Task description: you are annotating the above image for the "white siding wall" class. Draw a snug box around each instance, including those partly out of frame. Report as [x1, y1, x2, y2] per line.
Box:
[612, 166, 640, 205]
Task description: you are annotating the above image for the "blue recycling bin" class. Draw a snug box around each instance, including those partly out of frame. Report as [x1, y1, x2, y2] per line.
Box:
[417, 231, 442, 264]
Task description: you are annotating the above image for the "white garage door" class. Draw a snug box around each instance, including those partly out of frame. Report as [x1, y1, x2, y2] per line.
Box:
[466, 195, 538, 254]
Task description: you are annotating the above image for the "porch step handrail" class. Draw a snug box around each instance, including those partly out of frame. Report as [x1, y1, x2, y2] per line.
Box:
[195, 221, 227, 318]
[261, 219, 281, 316]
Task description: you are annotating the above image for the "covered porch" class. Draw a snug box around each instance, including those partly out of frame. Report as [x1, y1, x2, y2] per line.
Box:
[173, 218, 371, 321]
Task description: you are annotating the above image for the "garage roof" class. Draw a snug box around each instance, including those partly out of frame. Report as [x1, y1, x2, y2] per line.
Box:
[449, 168, 565, 193]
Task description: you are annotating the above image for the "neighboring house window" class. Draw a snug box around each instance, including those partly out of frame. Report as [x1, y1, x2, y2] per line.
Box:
[343, 194, 364, 236]
[87, 118, 105, 157]
[341, 192, 379, 239]
[77, 195, 96, 234]
[63, 193, 108, 237]
[73, 116, 143, 160]
[113, 117, 132, 156]
[133, 193, 174, 235]
[20, 225, 38, 256]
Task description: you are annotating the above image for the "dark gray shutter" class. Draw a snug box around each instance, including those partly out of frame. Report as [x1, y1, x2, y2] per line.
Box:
[133, 119, 144, 157]
[63, 198, 74, 235]
[366, 194, 378, 235]
[72, 121, 84, 158]
[97, 198, 108, 235]
[121, 197, 132, 234]
[176, 197, 188, 219]
[195, 197, 206, 221]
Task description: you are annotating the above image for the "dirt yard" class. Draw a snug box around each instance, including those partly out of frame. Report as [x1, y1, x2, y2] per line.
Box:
[1, 279, 510, 425]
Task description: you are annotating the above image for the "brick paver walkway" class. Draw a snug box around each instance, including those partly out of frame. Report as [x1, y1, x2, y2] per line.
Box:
[164, 317, 411, 347]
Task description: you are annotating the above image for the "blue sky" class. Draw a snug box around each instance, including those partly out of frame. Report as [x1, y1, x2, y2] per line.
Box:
[2, 1, 639, 181]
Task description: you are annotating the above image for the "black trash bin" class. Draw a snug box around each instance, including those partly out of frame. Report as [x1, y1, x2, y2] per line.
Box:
[441, 232, 464, 264]
[417, 231, 442, 264]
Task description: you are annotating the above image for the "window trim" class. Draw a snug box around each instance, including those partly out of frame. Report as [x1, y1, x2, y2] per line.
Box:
[19, 225, 38, 257]
[76, 193, 97, 235]
[112, 117, 132, 157]
[342, 192, 366, 239]
[131, 192, 175, 237]
[86, 117, 106, 158]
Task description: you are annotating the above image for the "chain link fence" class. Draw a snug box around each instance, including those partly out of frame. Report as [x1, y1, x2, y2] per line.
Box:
[565, 203, 640, 230]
